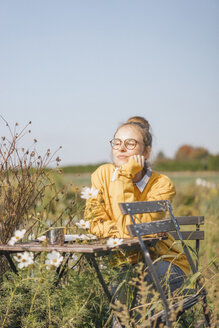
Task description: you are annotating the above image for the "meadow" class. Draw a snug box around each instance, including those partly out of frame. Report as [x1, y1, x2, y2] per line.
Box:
[0, 166, 218, 327]
[0, 121, 218, 328]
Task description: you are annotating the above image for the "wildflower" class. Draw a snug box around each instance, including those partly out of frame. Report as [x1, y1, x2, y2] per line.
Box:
[76, 219, 90, 230]
[106, 238, 123, 248]
[196, 178, 216, 189]
[13, 253, 23, 262]
[86, 234, 97, 240]
[80, 234, 90, 240]
[8, 229, 26, 245]
[37, 235, 46, 242]
[71, 254, 78, 261]
[14, 252, 34, 269]
[100, 264, 107, 270]
[8, 237, 16, 245]
[28, 234, 35, 241]
[195, 178, 202, 186]
[64, 234, 81, 242]
[80, 187, 98, 199]
[68, 254, 79, 269]
[45, 251, 63, 269]
[14, 229, 26, 240]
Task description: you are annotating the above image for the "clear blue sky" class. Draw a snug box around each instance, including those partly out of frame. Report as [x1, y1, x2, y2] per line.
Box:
[0, 0, 218, 165]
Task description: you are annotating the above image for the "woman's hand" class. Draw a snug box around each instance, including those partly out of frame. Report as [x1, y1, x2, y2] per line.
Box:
[131, 155, 145, 168]
[131, 155, 145, 183]
[157, 232, 168, 238]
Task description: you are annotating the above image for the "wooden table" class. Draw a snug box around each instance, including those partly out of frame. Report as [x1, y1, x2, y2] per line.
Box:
[0, 236, 161, 302]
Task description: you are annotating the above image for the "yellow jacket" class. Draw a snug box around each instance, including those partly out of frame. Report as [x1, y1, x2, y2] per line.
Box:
[85, 158, 190, 275]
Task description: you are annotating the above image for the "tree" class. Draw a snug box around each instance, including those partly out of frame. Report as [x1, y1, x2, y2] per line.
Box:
[155, 151, 166, 161]
[175, 145, 194, 161]
[175, 145, 209, 161]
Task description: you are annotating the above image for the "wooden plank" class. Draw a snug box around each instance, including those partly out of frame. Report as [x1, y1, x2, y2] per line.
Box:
[170, 231, 204, 240]
[119, 201, 167, 215]
[0, 237, 161, 254]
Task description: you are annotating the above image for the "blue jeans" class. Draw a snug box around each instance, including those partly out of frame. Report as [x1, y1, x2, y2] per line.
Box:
[111, 260, 186, 327]
[144, 260, 186, 293]
[111, 260, 186, 297]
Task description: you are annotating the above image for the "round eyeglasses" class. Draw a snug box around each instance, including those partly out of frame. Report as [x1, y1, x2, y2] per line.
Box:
[110, 138, 140, 150]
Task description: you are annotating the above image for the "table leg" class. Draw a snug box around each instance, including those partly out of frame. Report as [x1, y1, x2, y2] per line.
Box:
[1, 252, 18, 274]
[85, 253, 112, 302]
[85, 254, 128, 328]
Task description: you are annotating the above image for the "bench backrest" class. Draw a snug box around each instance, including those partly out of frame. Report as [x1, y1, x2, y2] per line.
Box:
[119, 200, 204, 271]
[119, 201, 204, 240]
[126, 216, 204, 241]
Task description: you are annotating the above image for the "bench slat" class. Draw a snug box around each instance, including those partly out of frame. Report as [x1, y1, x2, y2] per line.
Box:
[127, 219, 175, 236]
[127, 219, 204, 240]
[119, 200, 167, 214]
[166, 216, 204, 225]
[170, 231, 204, 240]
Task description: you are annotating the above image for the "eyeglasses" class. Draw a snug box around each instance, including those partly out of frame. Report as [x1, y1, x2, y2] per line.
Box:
[110, 138, 141, 150]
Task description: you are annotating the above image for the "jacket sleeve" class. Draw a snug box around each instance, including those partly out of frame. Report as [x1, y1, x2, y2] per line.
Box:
[140, 174, 176, 223]
[84, 159, 143, 238]
[84, 168, 116, 237]
[84, 158, 176, 238]
[113, 159, 176, 233]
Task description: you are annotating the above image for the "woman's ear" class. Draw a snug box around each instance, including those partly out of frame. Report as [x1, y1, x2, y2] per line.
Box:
[143, 146, 151, 159]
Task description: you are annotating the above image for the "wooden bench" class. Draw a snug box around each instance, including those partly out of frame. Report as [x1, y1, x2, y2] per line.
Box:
[119, 200, 210, 328]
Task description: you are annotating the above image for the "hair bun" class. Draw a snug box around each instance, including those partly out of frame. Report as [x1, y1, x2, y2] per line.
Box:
[126, 116, 150, 130]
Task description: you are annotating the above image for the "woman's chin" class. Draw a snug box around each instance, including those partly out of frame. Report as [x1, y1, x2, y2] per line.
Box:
[114, 158, 129, 167]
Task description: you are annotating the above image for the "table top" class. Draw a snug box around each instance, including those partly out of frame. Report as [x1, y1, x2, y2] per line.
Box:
[0, 236, 162, 254]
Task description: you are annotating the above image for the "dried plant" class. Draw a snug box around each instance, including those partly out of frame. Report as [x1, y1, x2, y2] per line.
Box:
[0, 117, 62, 244]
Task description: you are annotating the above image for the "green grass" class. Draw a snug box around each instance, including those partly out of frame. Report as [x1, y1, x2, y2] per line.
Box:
[58, 170, 219, 189]
[0, 169, 218, 327]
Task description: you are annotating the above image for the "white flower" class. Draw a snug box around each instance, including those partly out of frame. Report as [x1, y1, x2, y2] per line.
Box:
[14, 229, 26, 241]
[79, 234, 90, 240]
[28, 234, 35, 241]
[195, 178, 202, 186]
[100, 264, 107, 270]
[45, 251, 63, 269]
[65, 234, 81, 242]
[37, 235, 46, 242]
[75, 219, 90, 230]
[80, 187, 98, 199]
[86, 234, 97, 240]
[13, 253, 23, 262]
[106, 238, 123, 248]
[8, 237, 16, 245]
[14, 252, 34, 269]
[68, 254, 79, 269]
[8, 229, 26, 245]
[195, 178, 216, 189]
[71, 254, 78, 261]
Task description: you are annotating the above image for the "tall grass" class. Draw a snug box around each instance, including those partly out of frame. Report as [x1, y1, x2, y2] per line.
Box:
[0, 119, 218, 327]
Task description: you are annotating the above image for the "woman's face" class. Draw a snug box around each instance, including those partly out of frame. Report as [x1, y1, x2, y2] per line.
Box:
[112, 125, 149, 167]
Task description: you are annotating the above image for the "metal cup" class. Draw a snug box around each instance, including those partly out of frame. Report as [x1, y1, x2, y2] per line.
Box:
[46, 228, 65, 245]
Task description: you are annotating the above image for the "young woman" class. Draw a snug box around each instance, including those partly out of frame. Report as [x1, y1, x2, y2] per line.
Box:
[85, 116, 189, 295]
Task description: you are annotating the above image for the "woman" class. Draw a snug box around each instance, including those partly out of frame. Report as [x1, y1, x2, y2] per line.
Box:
[85, 116, 189, 303]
